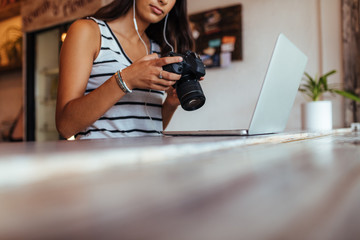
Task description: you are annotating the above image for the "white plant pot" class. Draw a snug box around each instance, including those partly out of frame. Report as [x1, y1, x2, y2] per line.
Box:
[301, 101, 332, 131]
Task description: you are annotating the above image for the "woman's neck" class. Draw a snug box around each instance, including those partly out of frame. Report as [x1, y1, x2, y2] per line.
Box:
[107, 8, 151, 59]
[110, 7, 149, 42]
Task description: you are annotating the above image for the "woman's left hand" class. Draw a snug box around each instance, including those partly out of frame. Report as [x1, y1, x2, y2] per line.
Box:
[164, 87, 180, 108]
[162, 76, 205, 129]
[164, 76, 205, 107]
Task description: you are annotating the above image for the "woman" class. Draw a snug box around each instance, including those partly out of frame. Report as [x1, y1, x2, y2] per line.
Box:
[56, 0, 194, 139]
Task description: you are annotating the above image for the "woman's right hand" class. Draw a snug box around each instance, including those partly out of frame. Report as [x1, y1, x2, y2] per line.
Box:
[120, 53, 183, 91]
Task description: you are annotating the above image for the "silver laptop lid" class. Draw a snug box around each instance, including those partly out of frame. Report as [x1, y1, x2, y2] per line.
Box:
[248, 34, 308, 135]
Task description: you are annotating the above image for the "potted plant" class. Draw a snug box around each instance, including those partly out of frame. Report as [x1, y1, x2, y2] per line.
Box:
[299, 70, 360, 131]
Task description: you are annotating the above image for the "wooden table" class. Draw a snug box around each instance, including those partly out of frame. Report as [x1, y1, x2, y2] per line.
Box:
[0, 129, 359, 240]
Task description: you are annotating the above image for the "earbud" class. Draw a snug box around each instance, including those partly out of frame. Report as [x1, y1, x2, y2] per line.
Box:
[133, 18, 138, 31]
[133, 0, 138, 31]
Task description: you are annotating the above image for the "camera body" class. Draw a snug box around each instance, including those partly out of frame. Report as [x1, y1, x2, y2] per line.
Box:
[163, 51, 206, 111]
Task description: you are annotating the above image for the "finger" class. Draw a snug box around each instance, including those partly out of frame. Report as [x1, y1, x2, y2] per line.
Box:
[158, 78, 177, 87]
[155, 56, 183, 67]
[149, 82, 170, 91]
[140, 53, 159, 62]
[161, 71, 182, 81]
[166, 87, 177, 95]
[151, 75, 177, 87]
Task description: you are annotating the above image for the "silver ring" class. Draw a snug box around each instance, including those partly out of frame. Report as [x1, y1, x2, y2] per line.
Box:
[159, 71, 163, 79]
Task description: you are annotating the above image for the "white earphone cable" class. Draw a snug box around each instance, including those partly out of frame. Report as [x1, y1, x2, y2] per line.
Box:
[133, 0, 149, 55]
[163, 13, 174, 52]
[133, 0, 161, 135]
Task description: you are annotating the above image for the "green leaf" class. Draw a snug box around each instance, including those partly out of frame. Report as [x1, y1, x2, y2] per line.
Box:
[319, 76, 328, 91]
[304, 72, 314, 81]
[333, 90, 360, 102]
[322, 70, 337, 78]
[299, 70, 338, 101]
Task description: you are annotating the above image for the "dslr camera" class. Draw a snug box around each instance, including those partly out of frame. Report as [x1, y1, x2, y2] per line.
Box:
[163, 51, 206, 111]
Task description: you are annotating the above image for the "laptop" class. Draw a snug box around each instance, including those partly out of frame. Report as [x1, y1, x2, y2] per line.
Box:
[163, 33, 308, 136]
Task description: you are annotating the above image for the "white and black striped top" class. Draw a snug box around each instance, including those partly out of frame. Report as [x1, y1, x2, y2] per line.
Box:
[76, 17, 164, 139]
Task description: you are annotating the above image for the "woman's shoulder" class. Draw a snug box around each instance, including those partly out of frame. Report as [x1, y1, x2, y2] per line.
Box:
[67, 18, 100, 39]
[63, 19, 101, 57]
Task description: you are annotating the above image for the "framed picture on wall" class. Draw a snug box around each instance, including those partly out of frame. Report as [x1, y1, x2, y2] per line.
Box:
[189, 4, 242, 68]
[0, 0, 22, 72]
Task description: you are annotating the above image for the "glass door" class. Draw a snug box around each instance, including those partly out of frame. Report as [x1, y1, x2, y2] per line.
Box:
[26, 23, 70, 141]
[34, 28, 60, 141]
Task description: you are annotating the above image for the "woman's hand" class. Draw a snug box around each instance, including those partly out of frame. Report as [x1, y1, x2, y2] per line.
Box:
[162, 87, 179, 130]
[164, 76, 205, 108]
[120, 53, 183, 91]
[162, 76, 206, 129]
[164, 87, 180, 108]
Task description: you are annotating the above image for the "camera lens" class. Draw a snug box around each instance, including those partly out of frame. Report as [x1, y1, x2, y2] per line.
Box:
[176, 80, 206, 111]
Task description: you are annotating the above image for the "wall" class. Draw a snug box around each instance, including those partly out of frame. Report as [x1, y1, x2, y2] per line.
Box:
[166, 0, 344, 131]
[0, 16, 23, 140]
[0, 0, 345, 140]
[21, 0, 112, 32]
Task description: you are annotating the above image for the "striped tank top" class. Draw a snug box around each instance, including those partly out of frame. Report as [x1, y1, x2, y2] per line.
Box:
[76, 17, 164, 139]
